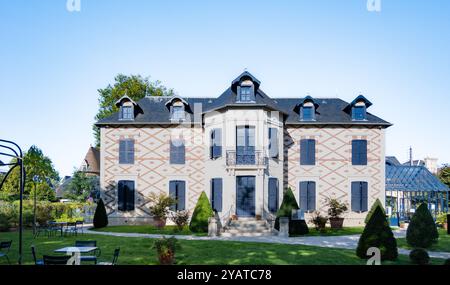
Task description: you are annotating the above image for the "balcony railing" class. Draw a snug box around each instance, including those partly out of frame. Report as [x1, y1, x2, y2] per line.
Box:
[226, 150, 268, 168]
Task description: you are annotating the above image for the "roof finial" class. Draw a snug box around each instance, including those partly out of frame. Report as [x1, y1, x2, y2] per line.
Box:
[244, 67, 248, 72]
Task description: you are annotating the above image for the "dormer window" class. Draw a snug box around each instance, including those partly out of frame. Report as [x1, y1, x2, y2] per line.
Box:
[171, 104, 185, 121]
[352, 105, 366, 121]
[301, 105, 315, 121]
[240, 86, 252, 102]
[298, 96, 318, 121]
[120, 105, 134, 120]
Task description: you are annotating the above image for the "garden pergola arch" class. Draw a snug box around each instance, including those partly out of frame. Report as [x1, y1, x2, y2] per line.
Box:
[0, 139, 25, 265]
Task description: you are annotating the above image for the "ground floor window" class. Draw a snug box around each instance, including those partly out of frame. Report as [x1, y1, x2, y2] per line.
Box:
[268, 178, 279, 213]
[118, 180, 135, 212]
[211, 178, 223, 212]
[299, 181, 316, 212]
[351, 181, 368, 212]
[169, 180, 186, 211]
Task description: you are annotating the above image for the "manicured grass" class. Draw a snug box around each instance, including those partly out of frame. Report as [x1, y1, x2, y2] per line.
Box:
[0, 230, 445, 265]
[90, 225, 207, 236]
[299, 227, 365, 237]
[397, 229, 450, 253]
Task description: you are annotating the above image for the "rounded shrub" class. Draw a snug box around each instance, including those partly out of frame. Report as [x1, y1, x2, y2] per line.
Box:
[406, 203, 439, 248]
[93, 198, 108, 228]
[274, 188, 299, 231]
[189, 192, 214, 233]
[356, 205, 398, 261]
[443, 258, 450, 265]
[409, 248, 430, 265]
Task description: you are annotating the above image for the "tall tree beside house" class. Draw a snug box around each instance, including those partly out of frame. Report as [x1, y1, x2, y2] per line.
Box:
[189, 192, 214, 233]
[0, 146, 59, 201]
[356, 205, 398, 261]
[66, 171, 99, 202]
[93, 74, 175, 146]
[438, 164, 450, 188]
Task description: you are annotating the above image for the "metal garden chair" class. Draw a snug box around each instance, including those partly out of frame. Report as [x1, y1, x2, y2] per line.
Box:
[31, 245, 44, 265]
[43, 255, 72, 265]
[97, 248, 120, 265]
[75, 240, 101, 264]
[0, 241, 12, 265]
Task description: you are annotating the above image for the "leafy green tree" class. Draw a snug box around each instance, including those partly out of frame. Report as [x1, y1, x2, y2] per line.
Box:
[438, 165, 450, 188]
[1, 146, 59, 201]
[406, 203, 439, 248]
[356, 205, 398, 261]
[93, 74, 175, 146]
[66, 171, 99, 202]
[189, 192, 214, 233]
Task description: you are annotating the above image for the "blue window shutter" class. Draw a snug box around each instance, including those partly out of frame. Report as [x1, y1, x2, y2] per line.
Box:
[300, 140, 307, 165]
[177, 181, 186, 211]
[169, 181, 177, 211]
[269, 128, 279, 158]
[351, 182, 362, 212]
[308, 140, 316, 165]
[307, 182, 316, 211]
[352, 140, 367, 165]
[211, 178, 223, 212]
[127, 140, 134, 164]
[179, 142, 185, 164]
[360, 140, 367, 165]
[361, 182, 368, 212]
[268, 178, 278, 213]
[170, 140, 185, 164]
[301, 139, 315, 165]
[118, 181, 125, 211]
[211, 129, 222, 159]
[125, 181, 135, 211]
[299, 182, 309, 210]
[119, 140, 126, 164]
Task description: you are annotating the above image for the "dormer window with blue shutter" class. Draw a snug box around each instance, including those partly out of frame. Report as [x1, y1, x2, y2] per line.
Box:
[352, 104, 366, 121]
[171, 105, 185, 121]
[120, 105, 134, 120]
[298, 96, 318, 121]
[165, 97, 189, 122]
[115, 94, 139, 121]
[348, 95, 372, 121]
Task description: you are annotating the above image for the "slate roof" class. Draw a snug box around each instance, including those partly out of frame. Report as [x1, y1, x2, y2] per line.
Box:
[386, 164, 449, 192]
[96, 72, 392, 127]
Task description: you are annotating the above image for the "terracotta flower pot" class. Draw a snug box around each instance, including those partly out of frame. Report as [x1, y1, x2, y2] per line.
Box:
[158, 251, 175, 265]
[329, 217, 344, 229]
[154, 217, 166, 229]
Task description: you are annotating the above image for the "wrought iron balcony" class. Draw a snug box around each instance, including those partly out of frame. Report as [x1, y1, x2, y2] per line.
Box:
[226, 150, 268, 168]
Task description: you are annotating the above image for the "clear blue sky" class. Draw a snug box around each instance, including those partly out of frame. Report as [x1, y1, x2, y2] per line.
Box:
[1, 0, 449, 177]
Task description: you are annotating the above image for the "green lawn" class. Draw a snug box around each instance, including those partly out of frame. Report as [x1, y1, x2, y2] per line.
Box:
[397, 229, 450, 253]
[299, 227, 364, 237]
[90, 225, 207, 236]
[0, 230, 445, 265]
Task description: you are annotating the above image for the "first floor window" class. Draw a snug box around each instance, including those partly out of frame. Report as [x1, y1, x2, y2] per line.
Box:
[169, 181, 186, 211]
[119, 139, 134, 164]
[351, 181, 368, 212]
[352, 140, 368, 165]
[170, 139, 185, 164]
[299, 181, 316, 212]
[118, 180, 135, 212]
[268, 178, 279, 213]
[300, 139, 316, 165]
[211, 178, 223, 212]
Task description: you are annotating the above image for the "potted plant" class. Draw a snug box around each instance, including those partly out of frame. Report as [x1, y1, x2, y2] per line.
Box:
[148, 193, 177, 228]
[152, 236, 180, 265]
[326, 198, 348, 229]
[310, 211, 328, 232]
[170, 210, 190, 232]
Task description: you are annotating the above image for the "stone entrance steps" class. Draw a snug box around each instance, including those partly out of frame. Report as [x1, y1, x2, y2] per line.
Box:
[222, 219, 273, 237]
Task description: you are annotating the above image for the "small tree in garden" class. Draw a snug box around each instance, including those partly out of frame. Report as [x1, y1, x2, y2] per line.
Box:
[153, 236, 181, 265]
[189, 192, 214, 233]
[406, 203, 439, 248]
[93, 198, 108, 228]
[364, 199, 386, 224]
[274, 188, 299, 231]
[356, 205, 398, 261]
[170, 210, 190, 231]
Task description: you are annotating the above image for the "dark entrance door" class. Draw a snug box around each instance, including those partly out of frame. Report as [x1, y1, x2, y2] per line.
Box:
[236, 176, 256, 217]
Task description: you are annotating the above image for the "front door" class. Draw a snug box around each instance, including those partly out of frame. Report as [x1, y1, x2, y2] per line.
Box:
[236, 176, 256, 217]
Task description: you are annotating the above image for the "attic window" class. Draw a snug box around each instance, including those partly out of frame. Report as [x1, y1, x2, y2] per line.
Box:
[300, 100, 316, 121]
[352, 103, 367, 121]
[237, 80, 255, 103]
[240, 86, 252, 102]
[120, 106, 134, 120]
[171, 105, 185, 121]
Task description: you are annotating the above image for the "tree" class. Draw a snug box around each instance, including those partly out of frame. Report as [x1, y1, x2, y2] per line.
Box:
[406, 203, 439, 248]
[93, 74, 175, 146]
[66, 171, 99, 202]
[189, 192, 214, 233]
[93, 198, 108, 228]
[438, 165, 450, 188]
[356, 205, 398, 261]
[364, 199, 386, 224]
[1, 146, 59, 201]
[274, 188, 299, 231]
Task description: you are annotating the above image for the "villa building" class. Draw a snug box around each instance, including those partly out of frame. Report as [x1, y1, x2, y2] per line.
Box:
[96, 71, 392, 227]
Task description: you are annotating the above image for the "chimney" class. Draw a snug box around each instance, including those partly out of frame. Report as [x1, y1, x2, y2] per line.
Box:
[409, 146, 413, 166]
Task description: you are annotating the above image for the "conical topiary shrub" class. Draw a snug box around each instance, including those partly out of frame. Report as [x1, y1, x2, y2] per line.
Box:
[364, 198, 386, 224]
[356, 205, 398, 261]
[406, 203, 439, 248]
[189, 192, 214, 233]
[274, 188, 299, 231]
[93, 198, 108, 228]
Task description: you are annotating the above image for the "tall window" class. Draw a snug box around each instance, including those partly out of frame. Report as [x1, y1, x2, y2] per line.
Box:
[120, 106, 134, 120]
[300, 139, 316, 165]
[352, 106, 366, 121]
[170, 139, 185, 164]
[119, 139, 134, 164]
[351, 182, 368, 212]
[301, 106, 315, 121]
[171, 105, 185, 120]
[352, 140, 368, 165]
[169, 181, 186, 211]
[118, 180, 135, 212]
[239, 86, 253, 102]
[210, 129, 222, 159]
[268, 178, 279, 213]
[268, 128, 279, 158]
[211, 178, 223, 212]
[299, 181, 316, 212]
